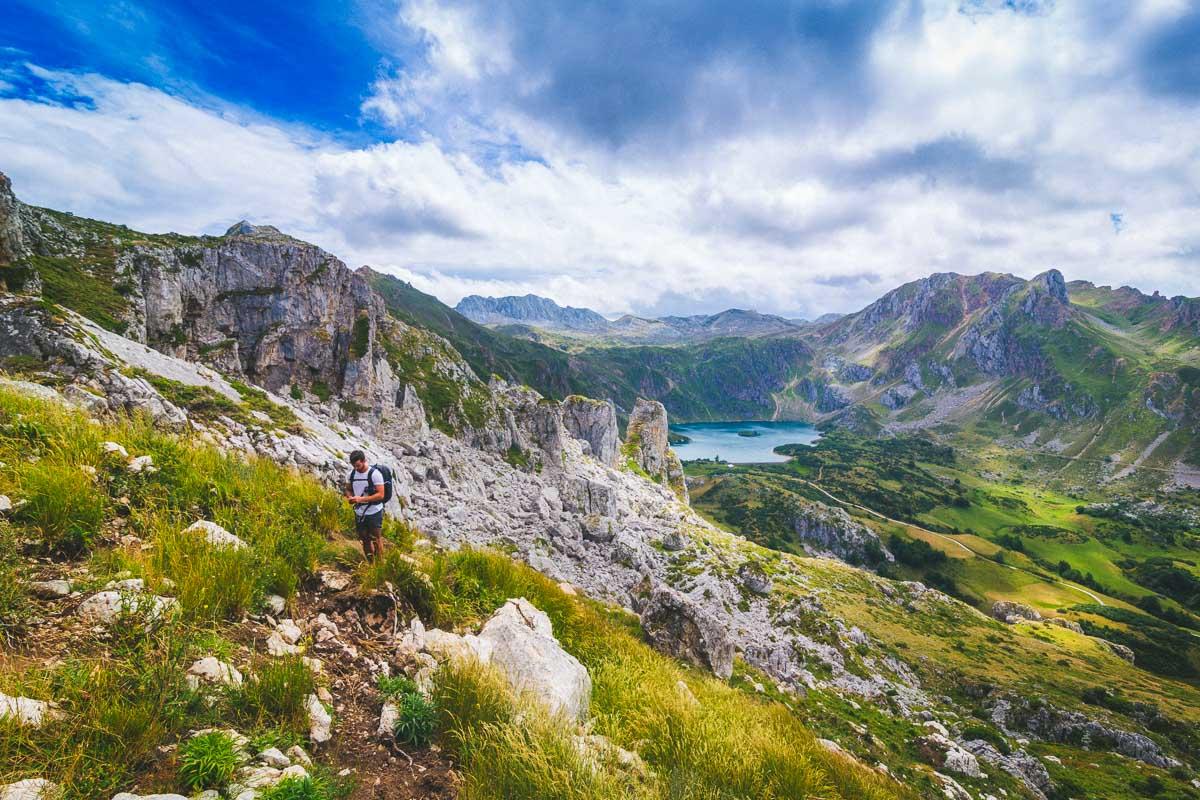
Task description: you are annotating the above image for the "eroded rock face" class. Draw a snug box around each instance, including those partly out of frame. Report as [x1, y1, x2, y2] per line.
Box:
[495, 383, 566, 471]
[626, 398, 688, 503]
[561, 396, 619, 467]
[991, 601, 1041, 624]
[477, 598, 592, 722]
[0, 172, 28, 271]
[639, 585, 734, 679]
[994, 697, 1180, 768]
[787, 499, 891, 567]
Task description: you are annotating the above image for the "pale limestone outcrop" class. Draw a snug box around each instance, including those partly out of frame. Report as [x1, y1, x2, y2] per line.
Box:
[561, 395, 619, 467]
[625, 398, 688, 503]
[477, 598, 592, 722]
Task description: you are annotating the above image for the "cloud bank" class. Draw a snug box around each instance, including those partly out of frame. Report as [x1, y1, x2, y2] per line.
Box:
[1, 0, 1197, 318]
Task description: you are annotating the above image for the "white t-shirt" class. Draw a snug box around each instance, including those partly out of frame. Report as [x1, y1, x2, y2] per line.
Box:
[349, 467, 384, 518]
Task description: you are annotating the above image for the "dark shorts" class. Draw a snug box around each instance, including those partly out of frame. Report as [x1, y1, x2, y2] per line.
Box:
[355, 510, 383, 538]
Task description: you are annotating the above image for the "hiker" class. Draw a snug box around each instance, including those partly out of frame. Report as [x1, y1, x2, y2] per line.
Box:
[345, 449, 386, 561]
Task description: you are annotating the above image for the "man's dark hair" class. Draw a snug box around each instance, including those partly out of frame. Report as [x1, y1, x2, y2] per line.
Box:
[349, 449, 366, 465]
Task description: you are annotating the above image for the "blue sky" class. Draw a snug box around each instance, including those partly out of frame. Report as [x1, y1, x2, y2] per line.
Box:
[1, 0, 1197, 316]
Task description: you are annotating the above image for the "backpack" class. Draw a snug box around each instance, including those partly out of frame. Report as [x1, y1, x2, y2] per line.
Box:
[349, 464, 394, 504]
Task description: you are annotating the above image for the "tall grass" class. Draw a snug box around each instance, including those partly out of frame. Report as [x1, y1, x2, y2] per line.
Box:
[0, 621, 206, 799]
[0, 523, 27, 642]
[0, 386, 904, 800]
[0, 386, 340, 798]
[427, 550, 908, 800]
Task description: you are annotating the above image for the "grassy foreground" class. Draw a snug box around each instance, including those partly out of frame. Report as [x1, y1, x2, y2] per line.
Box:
[0, 385, 906, 800]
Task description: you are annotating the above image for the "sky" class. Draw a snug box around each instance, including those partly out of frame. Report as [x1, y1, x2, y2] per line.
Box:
[0, 0, 1197, 318]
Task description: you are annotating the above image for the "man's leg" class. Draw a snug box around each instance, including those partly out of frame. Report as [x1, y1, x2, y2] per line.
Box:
[356, 518, 373, 560]
[369, 513, 384, 560]
[371, 526, 384, 560]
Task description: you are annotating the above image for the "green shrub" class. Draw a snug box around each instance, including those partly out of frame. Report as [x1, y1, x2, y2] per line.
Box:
[16, 461, 109, 556]
[377, 674, 419, 699]
[259, 775, 337, 800]
[394, 690, 438, 747]
[378, 657, 438, 747]
[359, 550, 435, 619]
[230, 656, 315, 732]
[179, 731, 240, 791]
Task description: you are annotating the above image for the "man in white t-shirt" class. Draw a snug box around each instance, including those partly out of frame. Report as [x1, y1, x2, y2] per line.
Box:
[345, 449, 385, 561]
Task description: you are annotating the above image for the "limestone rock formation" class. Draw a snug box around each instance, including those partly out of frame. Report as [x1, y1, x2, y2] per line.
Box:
[639, 585, 735, 679]
[625, 398, 688, 502]
[477, 598, 592, 722]
[787, 499, 891, 566]
[991, 601, 1041, 624]
[561, 395, 619, 467]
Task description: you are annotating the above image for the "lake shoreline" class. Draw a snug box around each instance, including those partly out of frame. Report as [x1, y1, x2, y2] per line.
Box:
[670, 420, 821, 464]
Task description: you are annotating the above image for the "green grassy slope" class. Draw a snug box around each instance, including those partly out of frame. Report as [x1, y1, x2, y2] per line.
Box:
[0, 385, 904, 800]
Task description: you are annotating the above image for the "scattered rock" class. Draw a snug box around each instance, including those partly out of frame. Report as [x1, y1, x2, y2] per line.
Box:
[0, 780, 57, 800]
[286, 745, 313, 766]
[263, 595, 286, 615]
[183, 520, 247, 550]
[1045, 617, 1083, 634]
[186, 657, 244, 690]
[0, 495, 10, 514]
[112, 794, 187, 800]
[29, 579, 71, 599]
[317, 570, 351, 592]
[76, 590, 176, 624]
[266, 619, 304, 656]
[477, 598, 593, 722]
[258, 747, 291, 769]
[963, 740, 1052, 800]
[126, 455, 155, 473]
[915, 733, 982, 778]
[991, 601, 1041, 623]
[0, 692, 51, 727]
[306, 694, 332, 743]
[738, 562, 772, 595]
[102, 441, 129, 459]
[1100, 639, 1135, 664]
[933, 772, 972, 800]
[573, 733, 649, 778]
[377, 701, 399, 739]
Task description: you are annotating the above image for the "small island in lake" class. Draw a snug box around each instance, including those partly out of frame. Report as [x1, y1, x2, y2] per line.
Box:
[736, 430, 762, 437]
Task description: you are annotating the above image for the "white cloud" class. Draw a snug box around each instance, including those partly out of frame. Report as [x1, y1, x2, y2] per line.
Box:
[2, 0, 1199, 322]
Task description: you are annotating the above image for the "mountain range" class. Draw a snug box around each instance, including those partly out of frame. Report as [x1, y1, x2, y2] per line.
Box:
[4, 171, 1200, 798]
[456, 292, 808, 343]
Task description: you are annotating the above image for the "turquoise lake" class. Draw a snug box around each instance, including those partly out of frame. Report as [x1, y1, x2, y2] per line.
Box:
[670, 421, 821, 463]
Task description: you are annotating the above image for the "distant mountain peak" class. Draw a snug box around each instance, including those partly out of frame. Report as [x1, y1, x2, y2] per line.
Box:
[224, 220, 285, 239]
[455, 294, 610, 332]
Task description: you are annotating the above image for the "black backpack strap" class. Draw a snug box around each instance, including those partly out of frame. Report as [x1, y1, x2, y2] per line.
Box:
[367, 465, 381, 492]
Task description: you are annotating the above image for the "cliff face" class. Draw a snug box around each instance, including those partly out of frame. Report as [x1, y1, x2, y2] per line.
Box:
[120, 223, 387, 403]
[0, 173, 25, 266]
[561, 395, 620, 467]
[625, 398, 688, 502]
